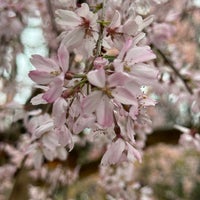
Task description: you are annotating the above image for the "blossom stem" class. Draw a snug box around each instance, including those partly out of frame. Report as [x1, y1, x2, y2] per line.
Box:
[72, 78, 88, 90]
[73, 74, 87, 78]
[95, 0, 107, 57]
[86, 0, 107, 73]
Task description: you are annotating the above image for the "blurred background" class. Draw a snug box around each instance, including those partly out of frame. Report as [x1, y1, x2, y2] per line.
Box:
[0, 0, 200, 199]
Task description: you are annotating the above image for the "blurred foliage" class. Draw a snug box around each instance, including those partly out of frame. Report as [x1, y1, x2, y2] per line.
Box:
[134, 144, 200, 200]
[67, 175, 106, 200]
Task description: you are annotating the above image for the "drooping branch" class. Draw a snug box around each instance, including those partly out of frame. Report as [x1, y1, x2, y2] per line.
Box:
[155, 47, 193, 95]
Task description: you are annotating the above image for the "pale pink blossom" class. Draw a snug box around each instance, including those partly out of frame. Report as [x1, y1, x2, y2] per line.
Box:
[56, 3, 98, 56]
[29, 45, 69, 103]
[175, 125, 200, 151]
[55, 125, 73, 150]
[101, 138, 141, 165]
[82, 68, 140, 127]
[25, 113, 68, 168]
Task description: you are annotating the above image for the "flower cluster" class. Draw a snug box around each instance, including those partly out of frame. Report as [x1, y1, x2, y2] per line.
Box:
[28, 1, 158, 167]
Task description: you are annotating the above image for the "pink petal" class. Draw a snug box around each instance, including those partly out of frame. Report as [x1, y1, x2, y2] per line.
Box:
[55, 9, 81, 27]
[62, 28, 85, 49]
[139, 15, 154, 31]
[112, 87, 138, 105]
[118, 38, 133, 60]
[87, 68, 106, 88]
[101, 138, 125, 165]
[125, 46, 156, 64]
[30, 54, 58, 72]
[73, 114, 95, 134]
[132, 32, 145, 45]
[42, 77, 63, 103]
[29, 70, 55, 84]
[55, 125, 73, 150]
[113, 59, 124, 72]
[42, 132, 59, 151]
[140, 96, 157, 107]
[107, 72, 131, 87]
[82, 91, 103, 114]
[58, 44, 69, 73]
[109, 10, 121, 29]
[129, 105, 139, 120]
[34, 121, 54, 138]
[126, 118, 136, 143]
[31, 94, 48, 105]
[131, 63, 158, 85]
[34, 149, 43, 169]
[52, 97, 68, 128]
[124, 80, 141, 95]
[123, 19, 138, 35]
[96, 95, 113, 128]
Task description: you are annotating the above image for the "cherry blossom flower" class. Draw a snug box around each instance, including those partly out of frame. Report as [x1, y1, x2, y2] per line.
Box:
[175, 125, 200, 151]
[56, 3, 98, 57]
[25, 113, 68, 168]
[82, 68, 140, 128]
[29, 44, 69, 103]
[101, 138, 142, 165]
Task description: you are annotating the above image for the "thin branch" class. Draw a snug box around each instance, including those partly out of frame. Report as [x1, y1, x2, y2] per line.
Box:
[45, 0, 59, 34]
[155, 47, 193, 95]
[86, 0, 107, 73]
[95, 0, 107, 57]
